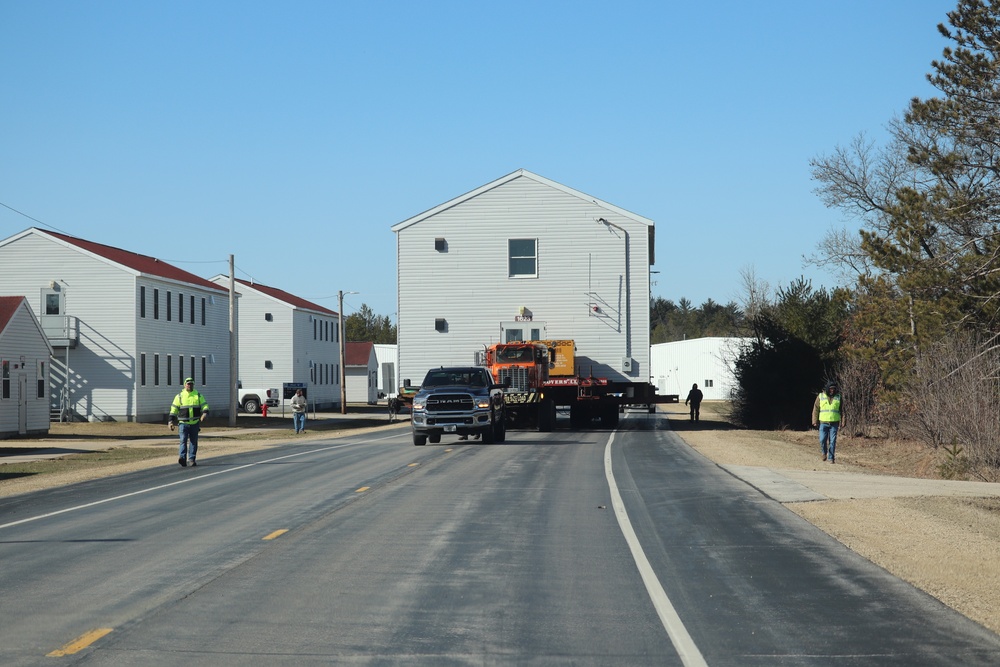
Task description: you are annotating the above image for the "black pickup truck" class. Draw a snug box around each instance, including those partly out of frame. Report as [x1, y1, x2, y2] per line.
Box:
[408, 366, 508, 445]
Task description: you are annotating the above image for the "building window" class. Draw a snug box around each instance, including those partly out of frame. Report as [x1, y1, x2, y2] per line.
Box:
[140, 353, 146, 386]
[153, 289, 159, 320]
[154, 354, 160, 386]
[37, 360, 45, 398]
[167, 291, 172, 321]
[265, 313, 273, 322]
[45, 292, 60, 315]
[179, 293, 184, 323]
[201, 356, 207, 385]
[179, 355, 184, 385]
[265, 360, 273, 370]
[508, 239, 537, 278]
[201, 297, 206, 326]
[191, 356, 195, 382]
[140, 286, 146, 318]
[1, 359, 9, 399]
[705, 379, 714, 388]
[189, 295, 195, 324]
[435, 237, 447, 252]
[167, 355, 172, 386]
[313, 319, 317, 340]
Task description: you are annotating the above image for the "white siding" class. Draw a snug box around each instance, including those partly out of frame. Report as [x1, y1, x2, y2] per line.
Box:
[395, 173, 652, 386]
[136, 279, 232, 422]
[649, 337, 751, 401]
[0, 301, 53, 437]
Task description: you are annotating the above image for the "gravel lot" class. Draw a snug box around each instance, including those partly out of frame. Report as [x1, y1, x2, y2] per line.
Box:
[3, 405, 999, 636]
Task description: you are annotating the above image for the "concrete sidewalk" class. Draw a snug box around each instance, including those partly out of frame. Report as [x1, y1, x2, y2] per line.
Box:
[722, 464, 1000, 503]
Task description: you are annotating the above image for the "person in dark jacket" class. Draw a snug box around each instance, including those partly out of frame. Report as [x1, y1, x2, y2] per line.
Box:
[685, 383, 704, 421]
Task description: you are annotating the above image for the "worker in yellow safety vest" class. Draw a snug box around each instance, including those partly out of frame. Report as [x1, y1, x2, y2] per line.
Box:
[169, 377, 209, 468]
[811, 380, 843, 464]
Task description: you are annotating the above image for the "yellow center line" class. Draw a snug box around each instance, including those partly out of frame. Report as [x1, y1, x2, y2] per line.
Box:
[355, 486, 369, 493]
[444, 448, 453, 452]
[407, 463, 419, 467]
[47, 628, 113, 657]
[263, 529, 288, 541]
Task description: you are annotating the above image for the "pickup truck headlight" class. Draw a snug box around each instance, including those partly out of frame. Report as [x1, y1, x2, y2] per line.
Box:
[476, 398, 491, 409]
[412, 399, 425, 410]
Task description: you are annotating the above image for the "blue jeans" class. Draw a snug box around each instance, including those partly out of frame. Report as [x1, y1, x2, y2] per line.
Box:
[293, 412, 306, 433]
[178, 422, 200, 461]
[819, 421, 839, 460]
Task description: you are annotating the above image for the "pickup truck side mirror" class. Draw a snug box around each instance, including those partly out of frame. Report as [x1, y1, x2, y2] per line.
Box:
[499, 379, 511, 389]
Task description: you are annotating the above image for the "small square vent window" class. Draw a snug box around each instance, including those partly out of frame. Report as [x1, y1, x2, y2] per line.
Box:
[434, 318, 447, 333]
[434, 238, 447, 252]
[264, 360, 273, 369]
[265, 313, 273, 322]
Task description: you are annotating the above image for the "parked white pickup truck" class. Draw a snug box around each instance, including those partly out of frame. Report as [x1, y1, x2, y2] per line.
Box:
[237, 383, 280, 414]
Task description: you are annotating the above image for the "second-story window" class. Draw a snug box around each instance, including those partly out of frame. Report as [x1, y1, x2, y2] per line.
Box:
[508, 239, 537, 278]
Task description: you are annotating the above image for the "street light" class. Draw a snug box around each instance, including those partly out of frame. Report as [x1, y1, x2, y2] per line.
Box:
[338, 290, 359, 414]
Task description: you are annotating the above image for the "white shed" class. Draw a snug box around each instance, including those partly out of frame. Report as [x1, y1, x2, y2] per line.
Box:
[392, 169, 655, 386]
[345, 342, 378, 404]
[0, 228, 232, 422]
[650, 337, 750, 401]
[373, 343, 398, 399]
[0, 296, 54, 438]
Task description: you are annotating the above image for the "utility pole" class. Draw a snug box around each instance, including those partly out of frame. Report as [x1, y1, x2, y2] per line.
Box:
[338, 290, 346, 414]
[228, 255, 238, 426]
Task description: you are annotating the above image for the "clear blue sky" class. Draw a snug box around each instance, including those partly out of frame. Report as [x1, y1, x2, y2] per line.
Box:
[0, 1, 953, 321]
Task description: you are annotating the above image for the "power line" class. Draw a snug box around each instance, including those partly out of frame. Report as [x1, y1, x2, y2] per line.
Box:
[0, 200, 71, 235]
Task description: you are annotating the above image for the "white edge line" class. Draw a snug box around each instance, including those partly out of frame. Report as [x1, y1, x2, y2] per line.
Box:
[604, 430, 709, 667]
[0, 442, 359, 530]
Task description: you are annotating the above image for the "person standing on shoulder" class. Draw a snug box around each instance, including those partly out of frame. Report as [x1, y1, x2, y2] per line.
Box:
[685, 383, 704, 421]
[291, 388, 307, 434]
[812, 380, 843, 464]
[169, 377, 209, 467]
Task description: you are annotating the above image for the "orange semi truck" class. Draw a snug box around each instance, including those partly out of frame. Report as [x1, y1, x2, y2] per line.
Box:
[478, 339, 677, 431]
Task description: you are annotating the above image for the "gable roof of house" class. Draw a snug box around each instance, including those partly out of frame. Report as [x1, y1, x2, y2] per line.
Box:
[7, 228, 226, 292]
[231, 278, 338, 316]
[390, 168, 654, 233]
[0, 296, 25, 334]
[345, 341, 374, 367]
[0, 295, 54, 353]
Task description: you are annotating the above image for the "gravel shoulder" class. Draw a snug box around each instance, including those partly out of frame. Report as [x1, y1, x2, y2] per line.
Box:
[3, 406, 1000, 636]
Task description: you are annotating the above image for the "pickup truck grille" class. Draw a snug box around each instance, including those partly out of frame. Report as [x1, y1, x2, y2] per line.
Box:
[426, 394, 474, 412]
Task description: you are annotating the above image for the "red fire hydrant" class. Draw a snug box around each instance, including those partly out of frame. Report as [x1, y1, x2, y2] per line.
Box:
[261, 403, 268, 418]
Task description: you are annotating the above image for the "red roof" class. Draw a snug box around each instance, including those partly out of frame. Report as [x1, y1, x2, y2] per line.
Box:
[0, 296, 26, 334]
[345, 341, 374, 366]
[234, 279, 337, 315]
[39, 229, 226, 292]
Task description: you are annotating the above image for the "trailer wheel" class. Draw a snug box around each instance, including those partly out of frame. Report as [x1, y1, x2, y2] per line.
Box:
[600, 405, 620, 429]
[569, 404, 589, 428]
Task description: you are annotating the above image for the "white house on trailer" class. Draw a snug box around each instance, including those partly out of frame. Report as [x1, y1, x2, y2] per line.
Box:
[0, 228, 232, 423]
[373, 343, 398, 398]
[392, 169, 655, 387]
[650, 337, 750, 401]
[345, 342, 379, 404]
[209, 277, 342, 411]
[0, 296, 54, 438]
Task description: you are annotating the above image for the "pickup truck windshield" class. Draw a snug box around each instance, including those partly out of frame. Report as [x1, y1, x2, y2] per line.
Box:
[422, 370, 489, 387]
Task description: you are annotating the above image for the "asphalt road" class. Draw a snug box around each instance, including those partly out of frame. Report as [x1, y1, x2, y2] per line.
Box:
[1, 414, 999, 666]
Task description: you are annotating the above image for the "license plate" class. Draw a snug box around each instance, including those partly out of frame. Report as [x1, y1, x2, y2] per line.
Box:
[444, 424, 457, 433]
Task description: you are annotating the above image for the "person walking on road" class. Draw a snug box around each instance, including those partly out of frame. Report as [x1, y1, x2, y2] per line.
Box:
[685, 383, 704, 421]
[812, 380, 843, 464]
[291, 388, 308, 433]
[169, 377, 209, 467]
